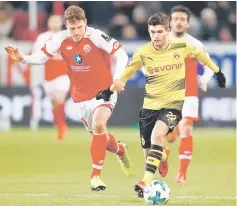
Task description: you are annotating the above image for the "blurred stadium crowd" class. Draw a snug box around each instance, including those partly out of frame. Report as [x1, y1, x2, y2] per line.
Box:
[0, 1, 236, 42]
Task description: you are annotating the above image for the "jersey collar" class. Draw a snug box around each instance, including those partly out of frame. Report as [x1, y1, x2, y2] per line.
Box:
[152, 40, 171, 52]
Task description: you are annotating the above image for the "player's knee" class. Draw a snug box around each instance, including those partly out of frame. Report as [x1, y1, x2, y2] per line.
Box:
[179, 118, 193, 137]
[166, 127, 179, 143]
[92, 119, 106, 134]
[166, 132, 177, 143]
[151, 132, 165, 145]
[54, 91, 67, 104]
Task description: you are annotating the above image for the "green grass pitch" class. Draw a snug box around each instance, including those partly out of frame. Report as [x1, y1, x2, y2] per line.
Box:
[0, 127, 235, 205]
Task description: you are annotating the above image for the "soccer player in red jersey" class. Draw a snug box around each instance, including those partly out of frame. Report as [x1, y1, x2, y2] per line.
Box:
[5, 5, 134, 191]
[167, 5, 216, 184]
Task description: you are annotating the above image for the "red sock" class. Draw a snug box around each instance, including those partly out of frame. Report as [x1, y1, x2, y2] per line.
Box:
[179, 136, 193, 173]
[53, 104, 67, 140]
[106, 133, 125, 157]
[90, 133, 107, 178]
[53, 103, 66, 128]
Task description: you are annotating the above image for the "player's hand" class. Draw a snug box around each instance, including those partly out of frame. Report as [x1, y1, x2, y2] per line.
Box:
[215, 70, 226, 88]
[112, 79, 125, 92]
[5, 46, 24, 62]
[96, 87, 114, 101]
[198, 76, 208, 92]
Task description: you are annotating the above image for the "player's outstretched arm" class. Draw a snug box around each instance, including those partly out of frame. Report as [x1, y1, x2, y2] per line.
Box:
[187, 45, 226, 88]
[5, 45, 50, 65]
[111, 48, 128, 92]
[5, 31, 62, 65]
[112, 50, 143, 91]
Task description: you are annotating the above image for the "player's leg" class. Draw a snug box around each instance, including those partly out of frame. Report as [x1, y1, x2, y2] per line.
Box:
[106, 133, 124, 157]
[103, 91, 125, 157]
[134, 109, 167, 197]
[134, 127, 152, 196]
[30, 85, 44, 132]
[142, 149, 150, 160]
[52, 75, 70, 140]
[89, 105, 111, 191]
[89, 91, 132, 189]
[52, 91, 68, 140]
[94, 92, 134, 176]
[70, 99, 108, 191]
[176, 117, 193, 183]
[135, 109, 181, 198]
[78, 98, 111, 190]
[142, 120, 169, 182]
[166, 126, 180, 143]
[176, 97, 199, 184]
[106, 132, 134, 176]
[138, 108, 155, 161]
[135, 120, 170, 198]
[90, 106, 111, 177]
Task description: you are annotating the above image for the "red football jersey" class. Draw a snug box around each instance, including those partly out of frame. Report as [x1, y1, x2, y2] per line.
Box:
[41, 27, 122, 102]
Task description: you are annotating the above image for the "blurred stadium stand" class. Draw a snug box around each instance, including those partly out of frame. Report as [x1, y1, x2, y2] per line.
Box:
[1, 1, 236, 41]
[0, 1, 236, 129]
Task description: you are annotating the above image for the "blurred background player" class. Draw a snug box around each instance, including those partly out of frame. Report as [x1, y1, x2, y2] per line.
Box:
[5, 5, 134, 191]
[31, 15, 69, 140]
[101, 12, 226, 198]
[167, 5, 216, 184]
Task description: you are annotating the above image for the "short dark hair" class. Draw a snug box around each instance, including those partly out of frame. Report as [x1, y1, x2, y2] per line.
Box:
[148, 13, 170, 28]
[171, 5, 192, 21]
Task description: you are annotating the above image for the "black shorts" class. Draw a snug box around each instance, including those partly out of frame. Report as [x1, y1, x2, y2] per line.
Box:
[139, 108, 182, 148]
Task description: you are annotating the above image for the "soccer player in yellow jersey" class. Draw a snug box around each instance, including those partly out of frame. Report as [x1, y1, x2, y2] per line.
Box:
[96, 13, 226, 198]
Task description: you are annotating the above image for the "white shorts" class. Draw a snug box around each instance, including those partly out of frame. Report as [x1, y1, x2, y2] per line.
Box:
[43, 75, 70, 100]
[77, 92, 118, 132]
[182, 96, 199, 121]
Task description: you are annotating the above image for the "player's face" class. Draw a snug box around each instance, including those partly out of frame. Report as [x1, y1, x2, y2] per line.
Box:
[170, 12, 189, 35]
[148, 25, 170, 48]
[66, 20, 87, 42]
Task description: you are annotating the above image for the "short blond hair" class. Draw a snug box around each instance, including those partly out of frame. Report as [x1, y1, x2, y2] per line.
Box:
[64, 5, 86, 23]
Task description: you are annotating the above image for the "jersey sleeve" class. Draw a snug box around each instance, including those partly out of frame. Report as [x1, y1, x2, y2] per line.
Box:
[185, 43, 219, 73]
[200, 44, 214, 82]
[92, 30, 122, 55]
[41, 33, 61, 57]
[32, 34, 46, 52]
[120, 50, 143, 83]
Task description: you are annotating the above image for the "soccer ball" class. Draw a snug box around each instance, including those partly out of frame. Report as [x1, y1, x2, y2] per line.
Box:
[143, 180, 171, 205]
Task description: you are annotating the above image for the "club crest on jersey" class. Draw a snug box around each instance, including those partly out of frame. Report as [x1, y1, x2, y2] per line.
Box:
[67, 46, 73, 50]
[173, 52, 180, 60]
[147, 67, 154, 75]
[74, 53, 83, 64]
[83, 44, 91, 53]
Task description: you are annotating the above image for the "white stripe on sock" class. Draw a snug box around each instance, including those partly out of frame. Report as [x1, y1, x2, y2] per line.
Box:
[179, 154, 192, 160]
[92, 133, 106, 136]
[115, 144, 120, 154]
[92, 164, 103, 170]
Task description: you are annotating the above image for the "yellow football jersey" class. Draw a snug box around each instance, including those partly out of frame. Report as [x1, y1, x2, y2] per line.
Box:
[121, 40, 219, 111]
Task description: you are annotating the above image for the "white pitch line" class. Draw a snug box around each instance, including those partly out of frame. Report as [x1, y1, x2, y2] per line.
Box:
[175, 196, 237, 200]
[0, 193, 236, 200]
